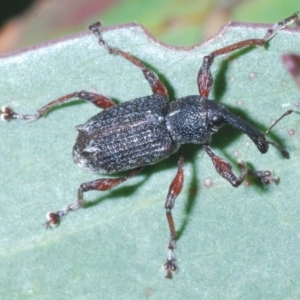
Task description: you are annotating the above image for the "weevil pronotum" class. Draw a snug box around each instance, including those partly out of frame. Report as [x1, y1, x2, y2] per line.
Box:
[1, 13, 300, 278]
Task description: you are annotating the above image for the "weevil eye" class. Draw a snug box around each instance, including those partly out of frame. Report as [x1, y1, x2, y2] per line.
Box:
[210, 114, 224, 129]
[212, 115, 224, 125]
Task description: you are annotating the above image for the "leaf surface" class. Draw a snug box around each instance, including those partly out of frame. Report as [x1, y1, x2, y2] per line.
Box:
[1, 23, 300, 299]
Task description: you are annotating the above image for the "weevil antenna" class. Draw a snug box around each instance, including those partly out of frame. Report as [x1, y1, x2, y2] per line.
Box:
[264, 110, 300, 159]
[266, 140, 290, 159]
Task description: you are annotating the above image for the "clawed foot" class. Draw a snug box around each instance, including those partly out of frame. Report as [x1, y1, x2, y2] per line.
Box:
[238, 162, 278, 185]
[44, 212, 63, 227]
[44, 203, 80, 228]
[0, 106, 39, 121]
[89, 21, 115, 54]
[249, 170, 279, 185]
[1, 106, 19, 121]
[163, 249, 177, 279]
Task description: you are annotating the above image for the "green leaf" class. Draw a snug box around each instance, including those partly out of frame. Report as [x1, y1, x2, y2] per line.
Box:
[1, 22, 300, 299]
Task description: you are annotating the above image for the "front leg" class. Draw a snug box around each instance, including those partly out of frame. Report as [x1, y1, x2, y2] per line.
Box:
[203, 144, 277, 187]
[197, 12, 300, 98]
[89, 22, 169, 99]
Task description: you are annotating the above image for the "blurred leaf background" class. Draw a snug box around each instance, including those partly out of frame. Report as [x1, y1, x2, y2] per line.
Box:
[0, 0, 299, 53]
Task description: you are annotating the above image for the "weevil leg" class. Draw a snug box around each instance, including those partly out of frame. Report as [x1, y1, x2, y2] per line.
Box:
[44, 167, 142, 227]
[0, 91, 114, 122]
[198, 12, 300, 97]
[89, 22, 169, 99]
[163, 149, 184, 278]
[203, 144, 277, 186]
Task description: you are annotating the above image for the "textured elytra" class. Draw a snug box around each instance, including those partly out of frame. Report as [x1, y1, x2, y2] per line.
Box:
[73, 94, 176, 173]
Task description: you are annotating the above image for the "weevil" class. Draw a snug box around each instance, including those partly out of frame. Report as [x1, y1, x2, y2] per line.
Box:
[1, 13, 300, 278]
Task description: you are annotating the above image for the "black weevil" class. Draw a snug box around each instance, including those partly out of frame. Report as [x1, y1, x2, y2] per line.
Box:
[1, 13, 300, 278]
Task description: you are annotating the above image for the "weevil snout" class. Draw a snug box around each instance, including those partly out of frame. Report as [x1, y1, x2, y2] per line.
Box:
[252, 136, 269, 154]
[207, 100, 269, 154]
[223, 110, 269, 154]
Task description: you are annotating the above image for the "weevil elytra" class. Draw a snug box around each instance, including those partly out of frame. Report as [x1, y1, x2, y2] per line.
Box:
[1, 13, 300, 278]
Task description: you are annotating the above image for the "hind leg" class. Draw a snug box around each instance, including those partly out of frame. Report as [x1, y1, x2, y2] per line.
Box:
[45, 167, 143, 227]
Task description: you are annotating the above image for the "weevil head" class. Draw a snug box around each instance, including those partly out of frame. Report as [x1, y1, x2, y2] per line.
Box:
[206, 100, 269, 154]
[167, 96, 269, 153]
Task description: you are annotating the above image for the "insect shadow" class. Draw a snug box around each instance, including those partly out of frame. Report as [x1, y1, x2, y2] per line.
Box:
[83, 172, 149, 208]
[213, 46, 270, 100]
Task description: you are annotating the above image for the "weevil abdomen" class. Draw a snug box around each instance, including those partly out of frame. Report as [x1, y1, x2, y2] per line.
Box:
[73, 94, 178, 173]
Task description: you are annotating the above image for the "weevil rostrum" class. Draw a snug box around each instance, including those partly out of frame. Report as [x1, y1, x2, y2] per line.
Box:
[1, 13, 300, 277]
